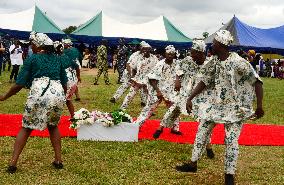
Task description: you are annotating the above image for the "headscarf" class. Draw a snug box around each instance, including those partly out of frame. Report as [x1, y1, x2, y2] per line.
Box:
[29, 31, 53, 47]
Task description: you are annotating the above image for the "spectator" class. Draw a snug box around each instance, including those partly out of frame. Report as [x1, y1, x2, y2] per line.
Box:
[259, 56, 265, 77]
[93, 39, 110, 85]
[279, 60, 284, 80]
[9, 40, 23, 83]
[2, 35, 12, 72]
[82, 48, 91, 68]
[0, 39, 5, 84]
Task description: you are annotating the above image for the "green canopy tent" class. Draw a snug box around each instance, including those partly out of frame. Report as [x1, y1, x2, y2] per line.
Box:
[72, 11, 191, 43]
[0, 5, 64, 40]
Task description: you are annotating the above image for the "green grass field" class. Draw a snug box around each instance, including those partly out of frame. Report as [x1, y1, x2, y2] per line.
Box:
[0, 68, 283, 184]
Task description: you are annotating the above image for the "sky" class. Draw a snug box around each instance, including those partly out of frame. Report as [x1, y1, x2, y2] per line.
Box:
[0, 0, 284, 38]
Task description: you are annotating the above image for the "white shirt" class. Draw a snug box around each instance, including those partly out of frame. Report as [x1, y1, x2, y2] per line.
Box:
[132, 54, 158, 85]
[148, 59, 178, 101]
[9, 44, 23, 65]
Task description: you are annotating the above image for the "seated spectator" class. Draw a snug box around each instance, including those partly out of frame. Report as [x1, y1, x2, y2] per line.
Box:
[82, 48, 91, 68]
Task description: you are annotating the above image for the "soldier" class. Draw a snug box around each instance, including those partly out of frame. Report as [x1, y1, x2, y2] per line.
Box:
[116, 38, 128, 84]
[176, 30, 264, 185]
[94, 39, 110, 85]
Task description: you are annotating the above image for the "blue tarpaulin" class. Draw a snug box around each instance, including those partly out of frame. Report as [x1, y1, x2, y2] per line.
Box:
[205, 16, 284, 55]
[70, 34, 192, 50]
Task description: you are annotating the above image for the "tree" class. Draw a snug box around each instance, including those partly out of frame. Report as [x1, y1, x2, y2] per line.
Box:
[202, 32, 209, 39]
[63, 26, 77, 34]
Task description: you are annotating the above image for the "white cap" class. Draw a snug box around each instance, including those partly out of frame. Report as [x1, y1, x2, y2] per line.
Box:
[192, 40, 206, 52]
[62, 38, 73, 45]
[140, 41, 151, 48]
[165, 45, 176, 53]
[214, 30, 233, 46]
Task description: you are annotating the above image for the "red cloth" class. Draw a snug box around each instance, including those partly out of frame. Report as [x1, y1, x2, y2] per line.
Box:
[1, 114, 283, 146]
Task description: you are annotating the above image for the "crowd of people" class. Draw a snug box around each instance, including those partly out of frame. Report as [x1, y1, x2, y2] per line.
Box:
[0, 29, 269, 185]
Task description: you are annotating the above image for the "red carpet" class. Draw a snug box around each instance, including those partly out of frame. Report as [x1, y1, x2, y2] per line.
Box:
[0, 114, 284, 146]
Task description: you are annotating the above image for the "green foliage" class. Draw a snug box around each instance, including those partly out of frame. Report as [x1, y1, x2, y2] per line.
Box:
[203, 31, 209, 38]
[63, 26, 77, 34]
[110, 109, 132, 125]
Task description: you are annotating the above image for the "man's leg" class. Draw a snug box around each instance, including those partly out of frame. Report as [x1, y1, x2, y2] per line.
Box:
[139, 86, 149, 107]
[224, 122, 243, 174]
[120, 86, 140, 110]
[223, 122, 243, 181]
[0, 57, 2, 76]
[9, 65, 16, 82]
[134, 99, 161, 126]
[111, 81, 131, 102]
[176, 120, 215, 172]
[154, 104, 181, 139]
[94, 68, 103, 84]
[103, 68, 110, 84]
[13, 65, 20, 81]
[8, 59, 11, 71]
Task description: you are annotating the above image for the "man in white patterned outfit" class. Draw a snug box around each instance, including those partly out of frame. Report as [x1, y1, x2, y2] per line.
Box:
[110, 42, 147, 106]
[176, 30, 264, 185]
[120, 41, 158, 110]
[134, 45, 182, 136]
[153, 40, 215, 158]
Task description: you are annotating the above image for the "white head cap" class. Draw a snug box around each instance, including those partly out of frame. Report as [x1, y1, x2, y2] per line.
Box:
[62, 38, 73, 45]
[140, 41, 151, 48]
[214, 30, 233, 46]
[165, 45, 176, 53]
[192, 40, 206, 52]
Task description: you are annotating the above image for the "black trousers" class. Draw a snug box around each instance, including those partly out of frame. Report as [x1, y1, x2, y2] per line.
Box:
[10, 64, 20, 80]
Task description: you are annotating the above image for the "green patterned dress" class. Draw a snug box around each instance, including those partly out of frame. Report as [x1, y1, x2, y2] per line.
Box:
[16, 53, 68, 130]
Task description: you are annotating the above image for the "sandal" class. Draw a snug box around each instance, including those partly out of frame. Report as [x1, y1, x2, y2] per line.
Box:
[7, 165, 17, 174]
[153, 129, 163, 139]
[52, 161, 64, 169]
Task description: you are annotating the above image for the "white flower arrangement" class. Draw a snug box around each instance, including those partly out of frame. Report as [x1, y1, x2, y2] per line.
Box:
[69, 108, 94, 129]
[70, 108, 133, 129]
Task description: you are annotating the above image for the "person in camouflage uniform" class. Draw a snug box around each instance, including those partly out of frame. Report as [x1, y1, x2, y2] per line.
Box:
[94, 39, 110, 85]
[116, 38, 128, 84]
[176, 30, 264, 185]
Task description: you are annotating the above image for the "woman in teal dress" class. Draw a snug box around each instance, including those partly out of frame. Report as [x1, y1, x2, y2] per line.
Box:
[0, 32, 68, 173]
